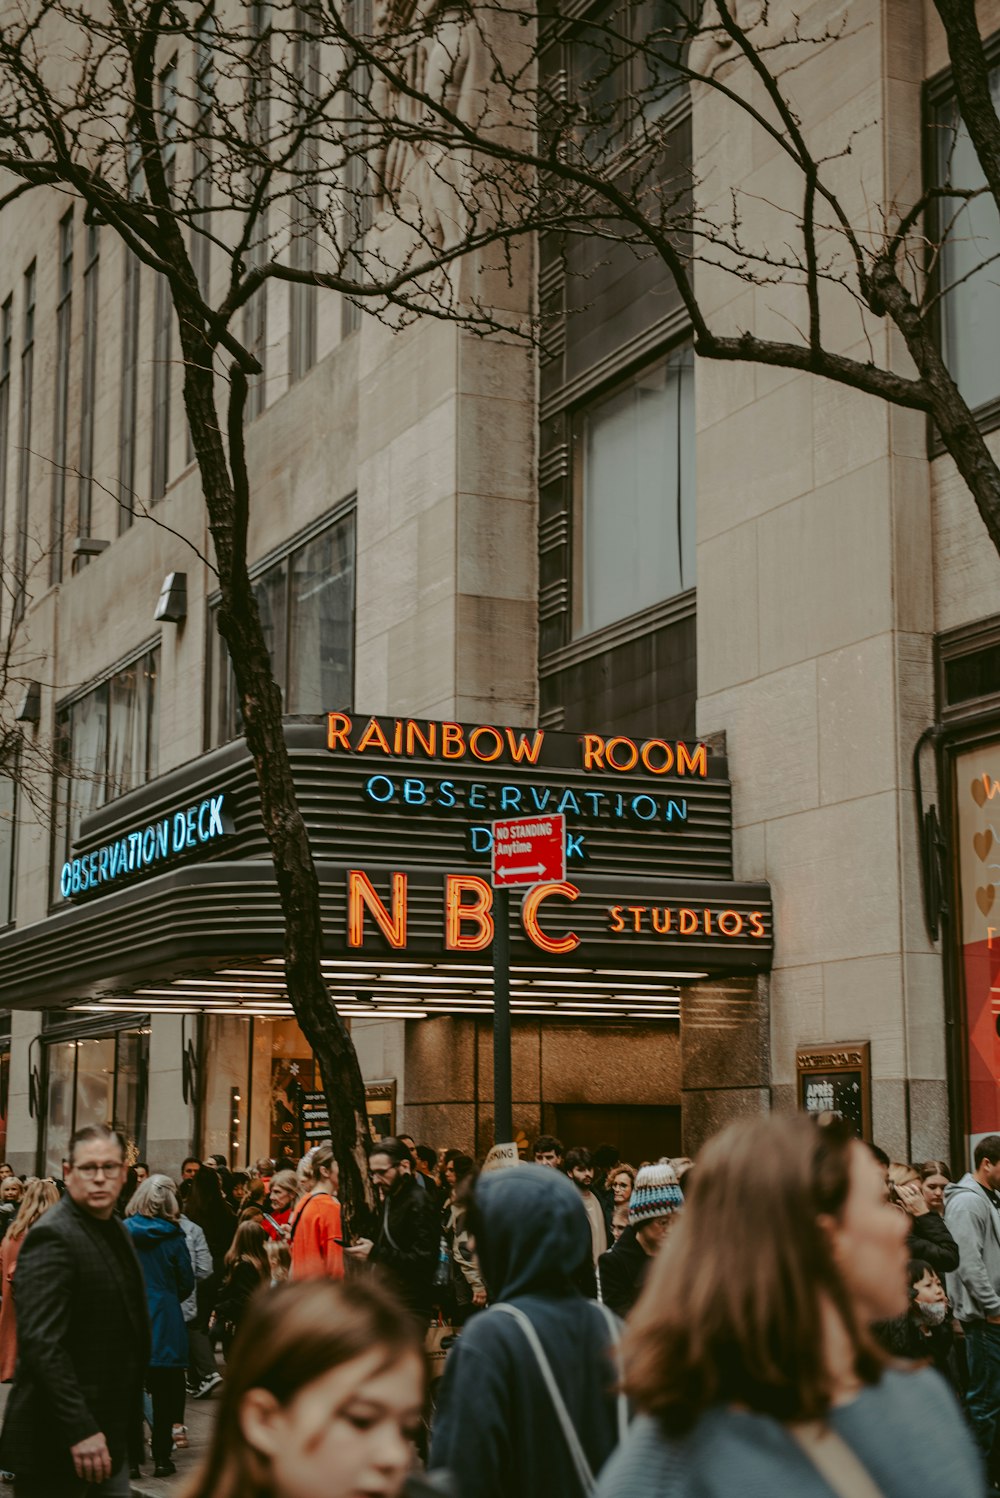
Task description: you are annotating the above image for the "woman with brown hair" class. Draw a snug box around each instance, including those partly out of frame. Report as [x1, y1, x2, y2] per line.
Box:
[214, 1219, 271, 1354]
[0, 1179, 58, 1381]
[595, 1115, 984, 1498]
[182, 1278, 429, 1498]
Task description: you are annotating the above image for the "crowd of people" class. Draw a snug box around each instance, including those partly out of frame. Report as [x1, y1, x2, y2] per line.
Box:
[0, 1120, 995, 1495]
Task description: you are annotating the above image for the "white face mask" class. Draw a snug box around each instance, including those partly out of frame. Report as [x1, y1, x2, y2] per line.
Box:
[916, 1299, 949, 1327]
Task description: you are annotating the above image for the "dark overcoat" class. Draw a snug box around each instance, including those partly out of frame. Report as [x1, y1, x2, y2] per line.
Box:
[0, 1194, 150, 1486]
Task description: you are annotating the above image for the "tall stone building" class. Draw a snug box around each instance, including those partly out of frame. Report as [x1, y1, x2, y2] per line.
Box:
[0, 0, 995, 1174]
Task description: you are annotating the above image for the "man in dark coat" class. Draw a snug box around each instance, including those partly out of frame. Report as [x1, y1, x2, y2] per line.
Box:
[598, 1163, 683, 1319]
[429, 1164, 626, 1498]
[346, 1136, 438, 1320]
[0, 1123, 150, 1497]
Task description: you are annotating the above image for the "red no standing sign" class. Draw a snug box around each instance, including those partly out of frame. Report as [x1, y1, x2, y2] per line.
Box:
[491, 814, 567, 888]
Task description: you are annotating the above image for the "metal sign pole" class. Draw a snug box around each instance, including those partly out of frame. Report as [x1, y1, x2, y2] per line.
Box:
[492, 885, 513, 1145]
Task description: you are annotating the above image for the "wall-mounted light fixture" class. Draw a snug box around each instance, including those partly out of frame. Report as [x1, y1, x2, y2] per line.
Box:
[15, 680, 40, 724]
[154, 572, 187, 624]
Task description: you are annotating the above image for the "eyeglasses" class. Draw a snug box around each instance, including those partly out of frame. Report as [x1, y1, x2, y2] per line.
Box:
[73, 1162, 124, 1179]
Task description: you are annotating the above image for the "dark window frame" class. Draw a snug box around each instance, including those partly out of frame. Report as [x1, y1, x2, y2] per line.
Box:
[0, 746, 18, 931]
[78, 223, 100, 544]
[50, 641, 161, 906]
[289, 3, 320, 381]
[205, 501, 357, 749]
[50, 209, 74, 585]
[925, 30, 1000, 449]
[150, 59, 178, 502]
[0, 294, 12, 571]
[13, 261, 36, 621]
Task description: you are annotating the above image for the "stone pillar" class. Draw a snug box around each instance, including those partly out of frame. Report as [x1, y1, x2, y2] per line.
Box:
[680, 976, 770, 1154]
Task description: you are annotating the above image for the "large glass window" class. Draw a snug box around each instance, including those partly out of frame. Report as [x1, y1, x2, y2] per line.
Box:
[51, 645, 160, 901]
[42, 1024, 149, 1176]
[573, 345, 694, 637]
[0, 295, 11, 560]
[209, 509, 355, 745]
[933, 65, 1000, 413]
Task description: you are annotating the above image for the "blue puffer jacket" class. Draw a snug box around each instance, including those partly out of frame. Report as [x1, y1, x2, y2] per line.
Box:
[123, 1215, 195, 1368]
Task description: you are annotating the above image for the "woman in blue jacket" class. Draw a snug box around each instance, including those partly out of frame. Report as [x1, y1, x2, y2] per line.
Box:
[124, 1173, 195, 1479]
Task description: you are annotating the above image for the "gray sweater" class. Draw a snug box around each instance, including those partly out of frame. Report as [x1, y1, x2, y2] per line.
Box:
[594, 1369, 986, 1498]
[944, 1173, 1000, 1321]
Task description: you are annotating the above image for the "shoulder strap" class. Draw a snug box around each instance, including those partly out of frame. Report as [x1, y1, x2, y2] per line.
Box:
[592, 1300, 630, 1446]
[492, 1304, 597, 1497]
[289, 1196, 318, 1247]
[789, 1422, 887, 1498]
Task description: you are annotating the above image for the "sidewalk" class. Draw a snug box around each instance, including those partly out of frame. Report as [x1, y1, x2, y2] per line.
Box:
[0, 1378, 220, 1497]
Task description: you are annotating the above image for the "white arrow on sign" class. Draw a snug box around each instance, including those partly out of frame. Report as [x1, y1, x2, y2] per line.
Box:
[497, 862, 547, 879]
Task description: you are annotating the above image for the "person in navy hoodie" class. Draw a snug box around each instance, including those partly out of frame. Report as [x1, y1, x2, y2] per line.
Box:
[124, 1174, 194, 1479]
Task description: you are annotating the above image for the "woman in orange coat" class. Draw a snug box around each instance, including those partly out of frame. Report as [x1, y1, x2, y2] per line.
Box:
[288, 1145, 345, 1281]
[0, 1178, 59, 1381]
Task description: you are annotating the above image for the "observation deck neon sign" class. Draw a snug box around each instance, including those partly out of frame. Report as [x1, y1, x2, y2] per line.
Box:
[61, 793, 231, 899]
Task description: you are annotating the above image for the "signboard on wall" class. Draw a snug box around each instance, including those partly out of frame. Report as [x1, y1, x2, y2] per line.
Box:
[299, 1091, 330, 1150]
[797, 1043, 872, 1140]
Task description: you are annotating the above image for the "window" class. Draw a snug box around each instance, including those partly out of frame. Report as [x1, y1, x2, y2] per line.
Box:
[289, 4, 319, 381]
[50, 212, 74, 585]
[42, 1023, 149, 1176]
[573, 345, 694, 637]
[932, 61, 1000, 413]
[13, 262, 35, 618]
[119, 143, 143, 533]
[341, 0, 373, 336]
[209, 508, 355, 745]
[568, 0, 688, 162]
[78, 224, 100, 543]
[151, 61, 177, 501]
[245, 3, 272, 420]
[191, 16, 216, 300]
[0, 765, 15, 927]
[0, 296, 11, 563]
[51, 645, 160, 902]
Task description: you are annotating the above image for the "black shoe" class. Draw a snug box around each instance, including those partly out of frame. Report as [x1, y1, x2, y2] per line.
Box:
[154, 1460, 177, 1477]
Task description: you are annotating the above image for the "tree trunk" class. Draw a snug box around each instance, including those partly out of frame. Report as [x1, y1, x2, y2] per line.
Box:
[176, 314, 374, 1224]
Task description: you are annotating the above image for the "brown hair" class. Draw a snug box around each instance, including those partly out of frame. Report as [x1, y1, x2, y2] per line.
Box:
[223, 1219, 270, 1284]
[183, 1279, 425, 1498]
[624, 1114, 887, 1434]
[919, 1159, 951, 1181]
[8, 1178, 58, 1242]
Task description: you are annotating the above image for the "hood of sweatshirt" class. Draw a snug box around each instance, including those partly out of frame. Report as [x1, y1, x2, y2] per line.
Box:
[125, 1214, 184, 1249]
[944, 1172, 985, 1206]
[472, 1163, 591, 1301]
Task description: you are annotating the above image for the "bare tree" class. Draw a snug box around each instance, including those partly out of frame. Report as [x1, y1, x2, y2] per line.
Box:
[1, 0, 1000, 1209]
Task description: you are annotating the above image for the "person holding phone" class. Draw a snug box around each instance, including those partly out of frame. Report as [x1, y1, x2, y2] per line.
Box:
[261, 1171, 300, 1243]
[288, 1145, 344, 1281]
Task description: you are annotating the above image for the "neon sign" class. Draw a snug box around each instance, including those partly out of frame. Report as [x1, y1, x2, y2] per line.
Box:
[327, 712, 708, 778]
[61, 793, 232, 899]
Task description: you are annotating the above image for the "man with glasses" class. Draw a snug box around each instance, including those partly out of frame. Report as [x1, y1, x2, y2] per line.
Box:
[344, 1135, 437, 1321]
[0, 1124, 149, 1497]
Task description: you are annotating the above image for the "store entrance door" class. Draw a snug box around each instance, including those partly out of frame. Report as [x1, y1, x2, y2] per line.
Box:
[552, 1104, 681, 1164]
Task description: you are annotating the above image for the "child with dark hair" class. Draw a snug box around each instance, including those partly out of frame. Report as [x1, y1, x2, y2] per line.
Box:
[874, 1259, 960, 1391]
